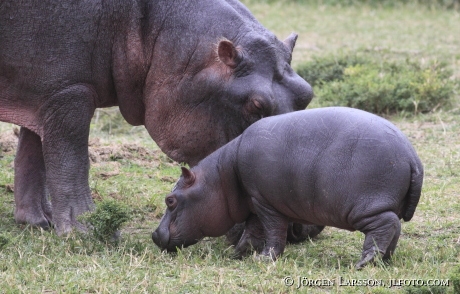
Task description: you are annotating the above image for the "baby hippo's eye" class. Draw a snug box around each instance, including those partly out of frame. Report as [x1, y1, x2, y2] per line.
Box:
[165, 195, 177, 209]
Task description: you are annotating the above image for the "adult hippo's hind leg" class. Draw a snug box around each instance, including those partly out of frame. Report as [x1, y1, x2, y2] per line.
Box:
[40, 85, 96, 235]
[14, 127, 52, 229]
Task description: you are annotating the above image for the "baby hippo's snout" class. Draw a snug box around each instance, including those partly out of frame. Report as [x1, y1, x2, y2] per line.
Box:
[152, 216, 176, 252]
[152, 230, 167, 250]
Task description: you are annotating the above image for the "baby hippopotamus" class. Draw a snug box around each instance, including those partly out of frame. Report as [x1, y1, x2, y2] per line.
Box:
[152, 107, 423, 268]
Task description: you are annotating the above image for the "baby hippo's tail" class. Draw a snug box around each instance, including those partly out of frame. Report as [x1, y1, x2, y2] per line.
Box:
[402, 159, 424, 222]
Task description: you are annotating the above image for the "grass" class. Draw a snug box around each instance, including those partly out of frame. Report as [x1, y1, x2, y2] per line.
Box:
[1, 1, 460, 293]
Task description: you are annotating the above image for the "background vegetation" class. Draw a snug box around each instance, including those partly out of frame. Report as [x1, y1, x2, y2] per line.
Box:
[1, 1, 459, 293]
[297, 54, 455, 114]
[251, 0, 460, 9]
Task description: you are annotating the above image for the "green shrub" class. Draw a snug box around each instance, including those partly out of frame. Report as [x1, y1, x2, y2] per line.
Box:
[79, 199, 131, 245]
[404, 286, 447, 294]
[327, 0, 459, 9]
[450, 265, 460, 293]
[296, 54, 368, 88]
[246, 0, 460, 10]
[297, 53, 455, 114]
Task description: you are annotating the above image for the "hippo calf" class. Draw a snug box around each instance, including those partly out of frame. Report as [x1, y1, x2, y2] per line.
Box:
[152, 107, 423, 268]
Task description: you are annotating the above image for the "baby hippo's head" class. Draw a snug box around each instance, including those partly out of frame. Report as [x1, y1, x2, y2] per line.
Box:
[152, 167, 235, 252]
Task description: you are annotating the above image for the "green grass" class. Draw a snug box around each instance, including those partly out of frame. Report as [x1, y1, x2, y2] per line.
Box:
[1, 1, 460, 293]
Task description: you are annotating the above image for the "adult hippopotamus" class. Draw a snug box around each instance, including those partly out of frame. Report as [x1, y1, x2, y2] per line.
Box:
[152, 107, 424, 269]
[0, 0, 313, 235]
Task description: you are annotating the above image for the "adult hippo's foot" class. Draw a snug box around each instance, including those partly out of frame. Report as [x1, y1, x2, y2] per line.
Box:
[14, 127, 53, 230]
[226, 221, 325, 247]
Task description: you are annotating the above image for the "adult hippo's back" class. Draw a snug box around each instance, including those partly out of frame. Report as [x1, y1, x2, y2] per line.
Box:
[0, 0, 313, 234]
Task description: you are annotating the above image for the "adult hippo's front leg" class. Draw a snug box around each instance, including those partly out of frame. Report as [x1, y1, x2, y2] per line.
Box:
[37, 85, 96, 235]
[14, 127, 52, 229]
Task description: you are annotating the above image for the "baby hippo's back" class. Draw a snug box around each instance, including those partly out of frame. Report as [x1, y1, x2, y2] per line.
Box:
[237, 107, 423, 231]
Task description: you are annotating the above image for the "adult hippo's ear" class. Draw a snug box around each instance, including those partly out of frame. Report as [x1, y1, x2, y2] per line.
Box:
[181, 167, 196, 186]
[283, 33, 298, 53]
[217, 39, 242, 68]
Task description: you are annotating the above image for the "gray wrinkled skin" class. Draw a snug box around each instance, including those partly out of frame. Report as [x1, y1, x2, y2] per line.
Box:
[0, 0, 313, 234]
[152, 107, 423, 269]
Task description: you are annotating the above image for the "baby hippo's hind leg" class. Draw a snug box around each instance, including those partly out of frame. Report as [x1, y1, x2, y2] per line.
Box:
[355, 211, 401, 269]
[234, 214, 265, 258]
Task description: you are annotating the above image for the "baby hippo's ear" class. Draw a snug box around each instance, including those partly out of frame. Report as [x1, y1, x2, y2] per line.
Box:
[181, 167, 196, 186]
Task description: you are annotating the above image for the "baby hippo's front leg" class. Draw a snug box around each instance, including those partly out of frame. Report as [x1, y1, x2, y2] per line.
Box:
[253, 203, 290, 261]
[234, 214, 265, 258]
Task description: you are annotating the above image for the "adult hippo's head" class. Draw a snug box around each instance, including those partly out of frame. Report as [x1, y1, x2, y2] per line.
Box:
[145, 32, 312, 166]
[115, 1, 313, 166]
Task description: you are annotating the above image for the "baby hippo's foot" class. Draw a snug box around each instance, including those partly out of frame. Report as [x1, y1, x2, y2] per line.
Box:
[355, 246, 385, 270]
[234, 214, 265, 258]
[254, 247, 279, 262]
[287, 223, 325, 244]
[226, 223, 245, 246]
[254, 254, 275, 262]
[356, 211, 401, 269]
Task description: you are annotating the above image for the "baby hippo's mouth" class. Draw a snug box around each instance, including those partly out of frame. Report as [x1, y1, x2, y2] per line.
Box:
[152, 229, 201, 253]
[152, 210, 178, 251]
[151, 228, 192, 252]
[152, 227, 172, 251]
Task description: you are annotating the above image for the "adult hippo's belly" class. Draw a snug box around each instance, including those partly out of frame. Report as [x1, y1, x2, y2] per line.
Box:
[0, 0, 313, 236]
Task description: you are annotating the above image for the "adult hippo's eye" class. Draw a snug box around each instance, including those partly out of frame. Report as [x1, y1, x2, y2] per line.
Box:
[253, 99, 262, 110]
[250, 98, 265, 118]
[245, 96, 271, 122]
[165, 195, 177, 209]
